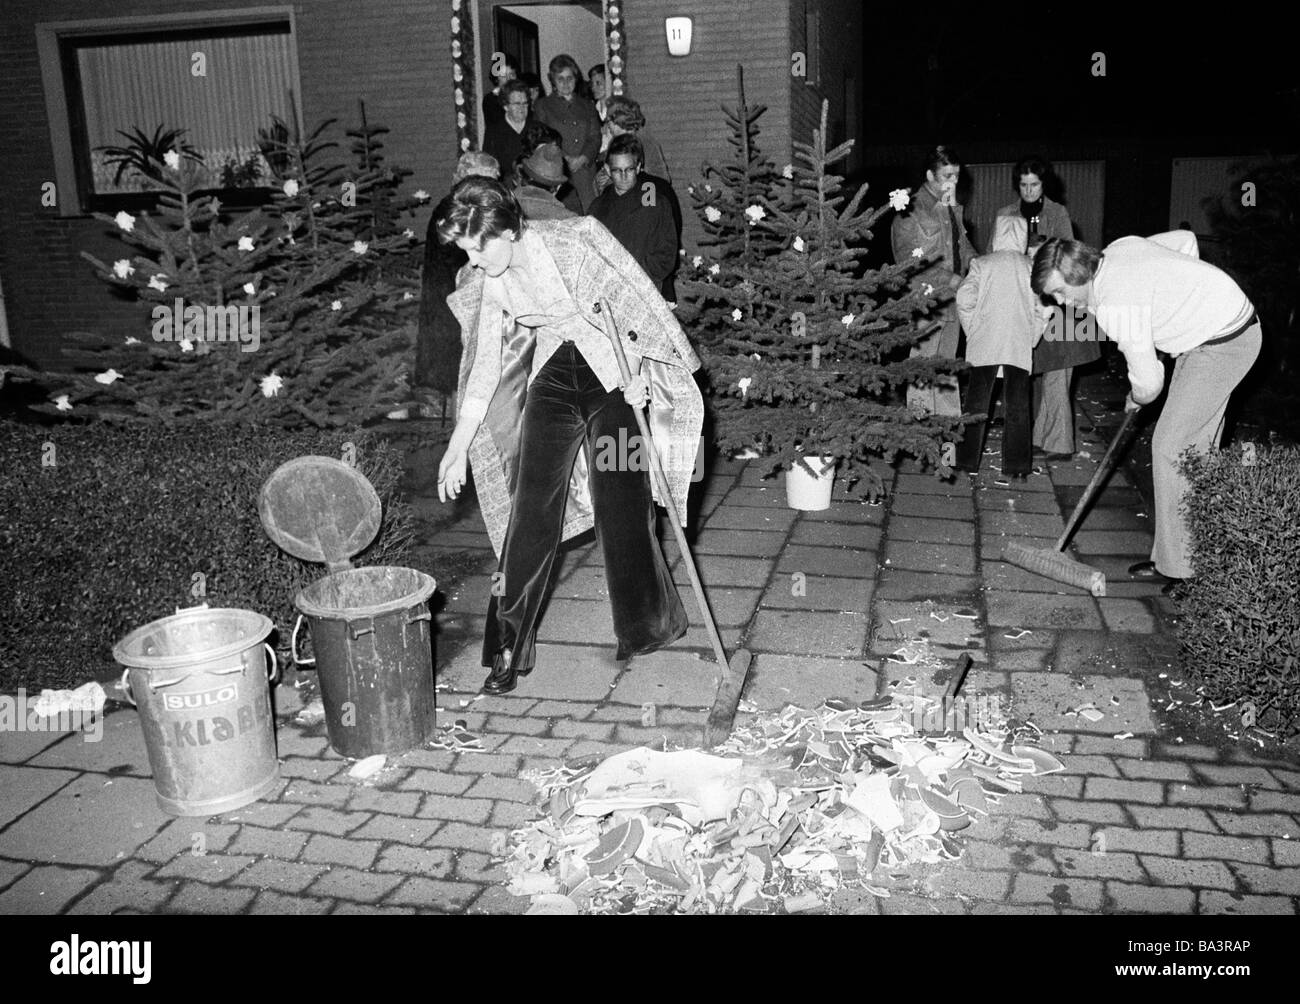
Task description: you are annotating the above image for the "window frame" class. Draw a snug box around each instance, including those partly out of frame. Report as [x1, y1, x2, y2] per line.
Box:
[36, 7, 303, 218]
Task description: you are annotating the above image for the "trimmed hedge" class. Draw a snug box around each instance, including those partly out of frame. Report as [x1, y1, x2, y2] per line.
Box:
[1178, 444, 1300, 735]
[0, 422, 414, 691]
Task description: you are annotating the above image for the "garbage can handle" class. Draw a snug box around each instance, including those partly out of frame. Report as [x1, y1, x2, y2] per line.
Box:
[264, 642, 280, 686]
[119, 669, 136, 707]
[348, 617, 375, 641]
[407, 609, 431, 625]
[291, 614, 315, 667]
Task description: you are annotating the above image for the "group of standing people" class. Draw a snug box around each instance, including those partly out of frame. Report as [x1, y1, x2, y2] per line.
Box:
[891, 148, 1099, 480]
[892, 147, 1260, 591]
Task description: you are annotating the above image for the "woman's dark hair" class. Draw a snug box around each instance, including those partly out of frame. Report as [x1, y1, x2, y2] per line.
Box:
[521, 71, 544, 97]
[1030, 238, 1102, 295]
[501, 79, 530, 105]
[520, 122, 564, 158]
[434, 176, 524, 250]
[605, 95, 646, 133]
[607, 133, 644, 166]
[924, 145, 961, 175]
[1013, 155, 1050, 190]
[547, 54, 582, 89]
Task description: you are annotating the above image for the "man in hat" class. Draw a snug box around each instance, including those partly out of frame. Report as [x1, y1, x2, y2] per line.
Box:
[512, 142, 578, 221]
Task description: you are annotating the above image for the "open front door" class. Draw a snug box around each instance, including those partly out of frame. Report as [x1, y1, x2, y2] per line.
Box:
[494, 8, 539, 78]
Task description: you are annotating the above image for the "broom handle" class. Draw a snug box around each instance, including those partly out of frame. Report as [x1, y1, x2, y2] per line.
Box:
[596, 299, 731, 671]
[1054, 408, 1141, 552]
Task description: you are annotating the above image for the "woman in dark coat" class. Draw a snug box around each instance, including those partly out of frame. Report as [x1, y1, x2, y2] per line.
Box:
[990, 156, 1099, 458]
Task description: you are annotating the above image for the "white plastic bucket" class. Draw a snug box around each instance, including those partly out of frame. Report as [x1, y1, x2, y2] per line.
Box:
[785, 455, 837, 511]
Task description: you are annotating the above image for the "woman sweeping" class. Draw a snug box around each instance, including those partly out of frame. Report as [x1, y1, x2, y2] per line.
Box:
[434, 177, 702, 694]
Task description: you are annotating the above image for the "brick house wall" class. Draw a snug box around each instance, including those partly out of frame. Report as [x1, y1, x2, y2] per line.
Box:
[0, 0, 455, 367]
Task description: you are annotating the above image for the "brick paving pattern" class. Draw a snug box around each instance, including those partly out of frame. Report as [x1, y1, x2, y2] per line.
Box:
[0, 372, 1295, 914]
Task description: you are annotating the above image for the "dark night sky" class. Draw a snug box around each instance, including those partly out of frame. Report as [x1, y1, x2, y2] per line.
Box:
[859, 14, 1298, 150]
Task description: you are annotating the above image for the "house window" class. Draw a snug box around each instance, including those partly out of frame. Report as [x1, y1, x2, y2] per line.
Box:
[38, 12, 300, 215]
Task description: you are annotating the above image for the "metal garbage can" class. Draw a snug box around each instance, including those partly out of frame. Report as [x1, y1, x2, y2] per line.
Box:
[259, 456, 437, 758]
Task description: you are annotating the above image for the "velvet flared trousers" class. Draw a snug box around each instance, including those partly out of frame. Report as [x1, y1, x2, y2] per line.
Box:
[958, 364, 1033, 476]
[482, 342, 688, 672]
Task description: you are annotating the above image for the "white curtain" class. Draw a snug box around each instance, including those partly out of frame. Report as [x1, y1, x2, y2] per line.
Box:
[78, 31, 295, 192]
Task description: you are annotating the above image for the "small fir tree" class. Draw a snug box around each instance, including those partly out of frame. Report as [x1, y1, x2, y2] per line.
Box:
[681, 96, 966, 498]
[8, 106, 424, 429]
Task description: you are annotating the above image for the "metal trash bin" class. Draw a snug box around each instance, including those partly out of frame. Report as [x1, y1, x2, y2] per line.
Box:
[260, 456, 437, 758]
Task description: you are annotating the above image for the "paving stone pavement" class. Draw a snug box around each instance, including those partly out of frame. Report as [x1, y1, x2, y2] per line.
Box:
[0, 373, 1296, 915]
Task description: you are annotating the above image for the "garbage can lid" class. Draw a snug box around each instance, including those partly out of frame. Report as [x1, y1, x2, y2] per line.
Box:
[259, 455, 382, 571]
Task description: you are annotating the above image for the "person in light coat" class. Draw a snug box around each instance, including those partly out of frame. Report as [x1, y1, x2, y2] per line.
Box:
[435, 177, 703, 694]
[953, 236, 1048, 478]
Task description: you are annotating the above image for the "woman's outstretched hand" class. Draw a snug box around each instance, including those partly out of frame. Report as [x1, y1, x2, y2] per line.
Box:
[437, 422, 476, 502]
[622, 373, 650, 410]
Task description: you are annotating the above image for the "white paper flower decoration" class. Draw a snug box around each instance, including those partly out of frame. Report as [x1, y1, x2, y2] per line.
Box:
[283, 179, 300, 197]
[112, 259, 134, 279]
[842, 313, 855, 326]
[744, 205, 765, 224]
[889, 189, 911, 211]
[260, 373, 284, 398]
[793, 237, 805, 252]
[54, 394, 73, 412]
[243, 282, 256, 295]
[783, 164, 794, 179]
[164, 149, 180, 170]
[114, 211, 135, 232]
[737, 377, 752, 398]
[148, 274, 169, 292]
[238, 236, 255, 252]
[692, 255, 703, 268]
[94, 369, 122, 385]
[352, 240, 369, 255]
[331, 300, 343, 311]
[704, 206, 722, 223]
[731, 308, 743, 322]
[414, 189, 430, 202]
[911, 247, 925, 259]
[179, 338, 194, 352]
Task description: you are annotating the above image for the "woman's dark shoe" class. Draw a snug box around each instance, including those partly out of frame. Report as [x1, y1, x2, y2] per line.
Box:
[1128, 560, 1158, 578]
[614, 618, 689, 664]
[482, 647, 531, 695]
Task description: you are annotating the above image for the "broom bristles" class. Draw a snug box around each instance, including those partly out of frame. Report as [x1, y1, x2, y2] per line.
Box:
[1003, 541, 1106, 596]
